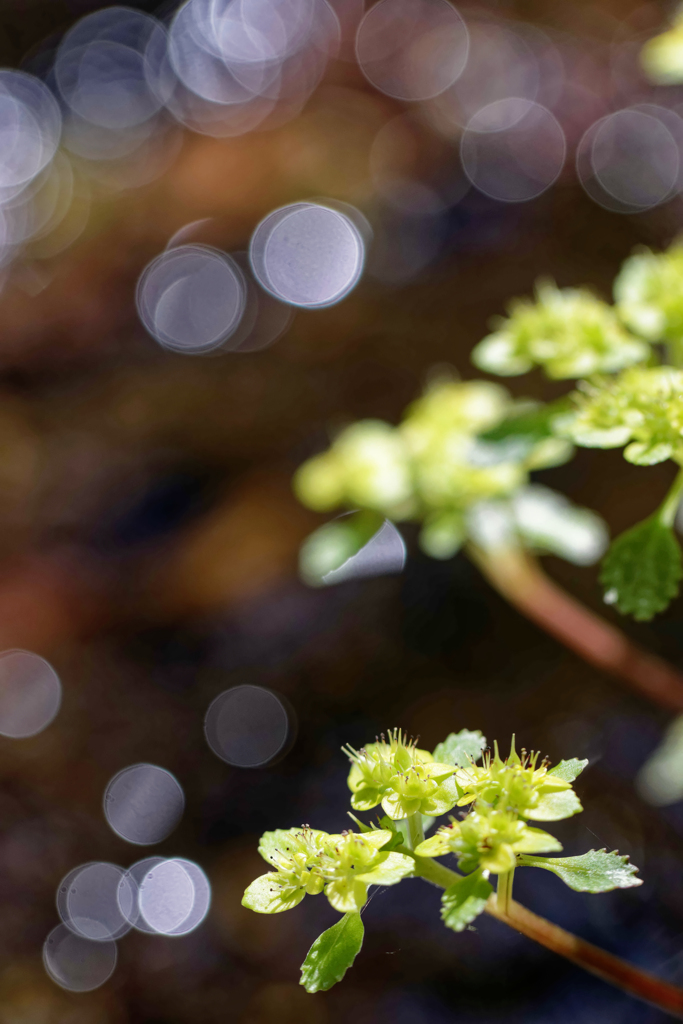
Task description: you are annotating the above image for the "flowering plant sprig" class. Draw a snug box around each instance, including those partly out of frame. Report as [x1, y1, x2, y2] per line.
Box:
[239, 727, 675, 1013]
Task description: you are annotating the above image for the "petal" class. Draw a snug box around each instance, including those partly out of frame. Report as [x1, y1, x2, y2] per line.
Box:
[527, 790, 583, 821]
[357, 852, 414, 886]
[414, 832, 453, 857]
[381, 793, 419, 819]
[242, 873, 306, 914]
[258, 828, 328, 865]
[351, 788, 382, 812]
[325, 879, 368, 913]
[513, 827, 563, 854]
[358, 829, 393, 850]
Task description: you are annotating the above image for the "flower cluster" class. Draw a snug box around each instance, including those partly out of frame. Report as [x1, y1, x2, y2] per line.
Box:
[242, 727, 641, 995]
[614, 243, 683, 345]
[561, 366, 683, 466]
[345, 729, 458, 819]
[243, 824, 414, 915]
[416, 741, 584, 874]
[294, 379, 572, 560]
[472, 281, 648, 380]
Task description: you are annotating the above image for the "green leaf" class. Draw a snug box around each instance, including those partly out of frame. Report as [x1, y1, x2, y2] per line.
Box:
[433, 730, 487, 768]
[300, 912, 365, 993]
[441, 872, 493, 932]
[242, 873, 305, 914]
[477, 399, 572, 457]
[518, 849, 642, 892]
[526, 789, 583, 821]
[547, 759, 589, 783]
[600, 514, 683, 621]
[299, 510, 386, 587]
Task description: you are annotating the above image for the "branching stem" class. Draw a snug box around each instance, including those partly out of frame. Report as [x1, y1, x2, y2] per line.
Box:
[467, 541, 683, 712]
[409, 853, 683, 1019]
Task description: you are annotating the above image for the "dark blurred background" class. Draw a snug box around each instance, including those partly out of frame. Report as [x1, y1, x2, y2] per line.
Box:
[0, 0, 681, 1021]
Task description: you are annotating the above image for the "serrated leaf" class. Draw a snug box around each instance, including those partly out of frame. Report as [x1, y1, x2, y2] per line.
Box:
[300, 912, 364, 993]
[518, 849, 642, 892]
[526, 789, 583, 821]
[441, 872, 493, 932]
[433, 730, 487, 768]
[600, 514, 683, 621]
[242, 873, 305, 914]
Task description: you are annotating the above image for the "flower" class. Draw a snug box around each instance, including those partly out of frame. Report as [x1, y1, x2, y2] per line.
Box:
[472, 280, 648, 380]
[561, 366, 683, 466]
[416, 808, 562, 874]
[345, 729, 458, 819]
[452, 741, 583, 821]
[241, 826, 413, 914]
[293, 420, 413, 518]
[614, 243, 683, 343]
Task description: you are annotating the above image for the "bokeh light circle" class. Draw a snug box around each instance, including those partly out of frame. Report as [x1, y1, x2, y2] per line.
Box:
[0, 649, 61, 738]
[204, 684, 294, 767]
[0, 71, 61, 192]
[57, 861, 134, 941]
[136, 245, 247, 353]
[355, 0, 469, 102]
[460, 98, 566, 202]
[249, 202, 364, 308]
[138, 858, 211, 935]
[103, 763, 185, 845]
[43, 924, 117, 992]
[586, 108, 679, 211]
[138, 858, 194, 934]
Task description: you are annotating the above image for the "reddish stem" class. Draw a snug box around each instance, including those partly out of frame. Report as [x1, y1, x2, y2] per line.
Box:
[468, 543, 683, 712]
[415, 855, 683, 1019]
[487, 896, 683, 1019]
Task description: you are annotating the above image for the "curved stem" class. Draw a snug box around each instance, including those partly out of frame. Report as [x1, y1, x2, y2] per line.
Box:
[411, 854, 683, 1019]
[467, 542, 683, 712]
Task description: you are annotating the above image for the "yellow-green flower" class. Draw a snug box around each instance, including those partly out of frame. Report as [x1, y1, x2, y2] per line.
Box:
[345, 730, 458, 819]
[416, 808, 562, 874]
[614, 243, 683, 344]
[293, 420, 413, 517]
[453, 741, 584, 821]
[241, 826, 413, 914]
[472, 281, 648, 380]
[319, 830, 414, 912]
[561, 366, 683, 466]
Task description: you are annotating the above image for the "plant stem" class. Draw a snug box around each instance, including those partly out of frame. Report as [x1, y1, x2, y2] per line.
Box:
[406, 813, 425, 850]
[410, 853, 683, 1019]
[467, 542, 683, 712]
[659, 468, 683, 528]
[497, 868, 514, 914]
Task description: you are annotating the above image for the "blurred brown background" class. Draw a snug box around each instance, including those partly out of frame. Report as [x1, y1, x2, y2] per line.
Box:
[0, 0, 681, 1022]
